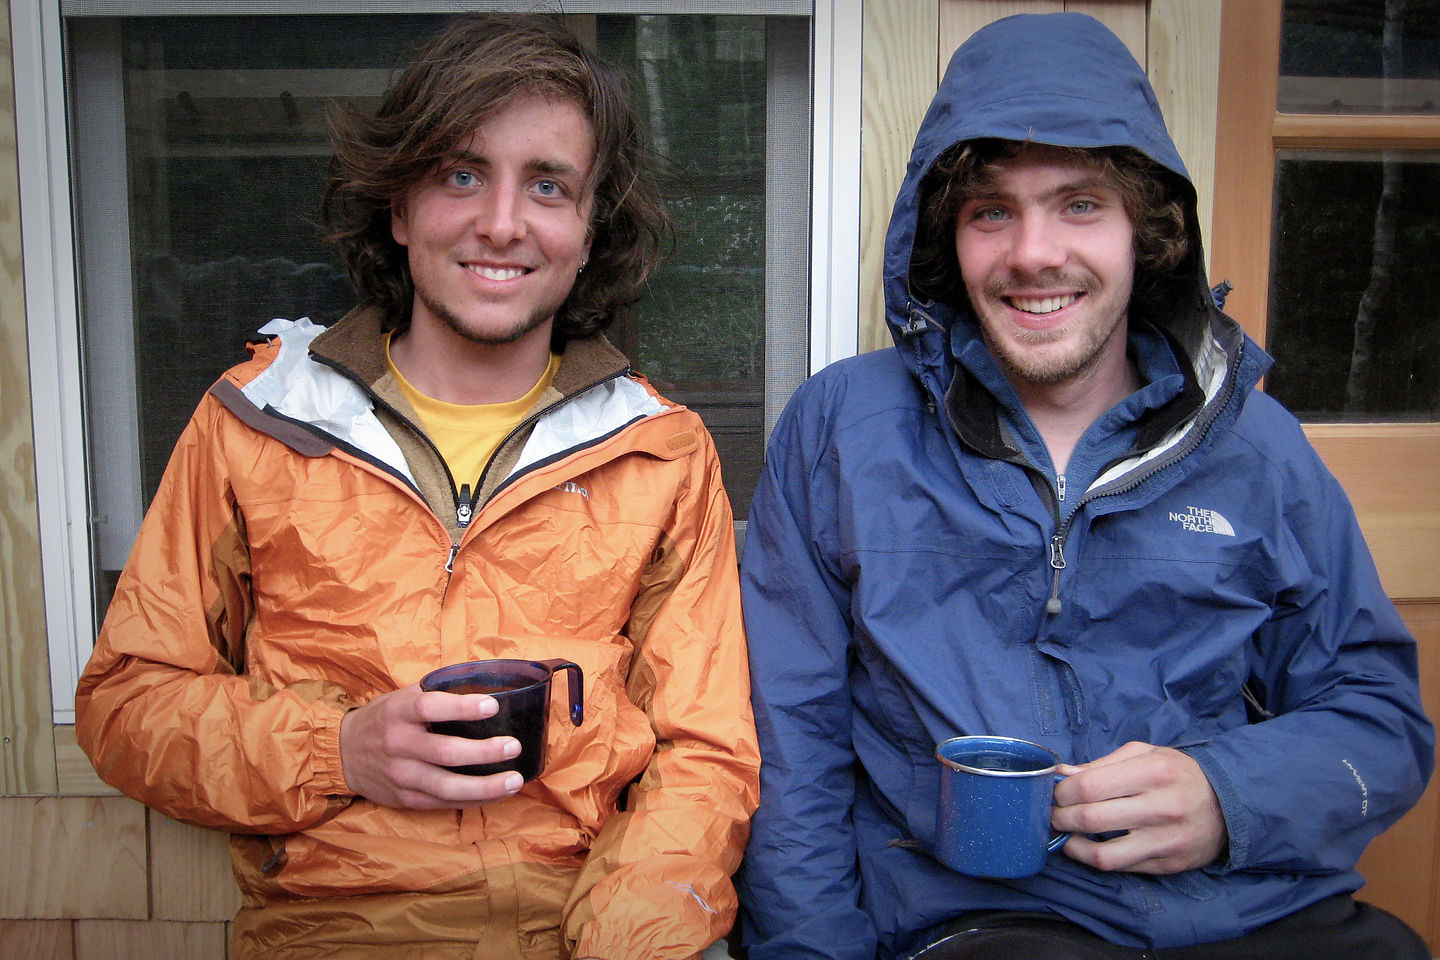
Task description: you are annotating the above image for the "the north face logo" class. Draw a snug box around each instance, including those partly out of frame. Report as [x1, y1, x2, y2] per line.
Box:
[556, 481, 590, 501]
[1170, 506, 1235, 536]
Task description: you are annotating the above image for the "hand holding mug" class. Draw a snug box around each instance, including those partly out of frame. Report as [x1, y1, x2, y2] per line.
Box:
[338, 682, 526, 809]
[1051, 740, 1227, 874]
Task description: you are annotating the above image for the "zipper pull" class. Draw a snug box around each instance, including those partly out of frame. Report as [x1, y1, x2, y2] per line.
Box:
[456, 483, 473, 527]
[1056, 474, 1066, 502]
[445, 542, 459, 574]
[1046, 534, 1066, 615]
[1049, 534, 1067, 570]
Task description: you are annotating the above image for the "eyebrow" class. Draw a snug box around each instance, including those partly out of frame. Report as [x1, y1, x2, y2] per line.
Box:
[969, 175, 1112, 205]
[444, 149, 582, 179]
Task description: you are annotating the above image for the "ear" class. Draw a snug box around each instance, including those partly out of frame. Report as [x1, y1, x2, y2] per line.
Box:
[390, 199, 410, 247]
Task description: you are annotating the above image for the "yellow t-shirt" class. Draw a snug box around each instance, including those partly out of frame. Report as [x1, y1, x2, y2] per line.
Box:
[387, 343, 559, 494]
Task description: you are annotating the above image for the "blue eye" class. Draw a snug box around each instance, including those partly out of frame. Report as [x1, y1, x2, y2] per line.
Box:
[450, 170, 477, 188]
[534, 179, 560, 197]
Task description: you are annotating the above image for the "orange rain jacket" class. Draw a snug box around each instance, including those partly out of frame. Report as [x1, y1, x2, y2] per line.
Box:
[75, 308, 760, 960]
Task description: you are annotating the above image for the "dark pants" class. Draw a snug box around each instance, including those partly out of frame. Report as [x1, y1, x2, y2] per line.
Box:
[901, 894, 1430, 960]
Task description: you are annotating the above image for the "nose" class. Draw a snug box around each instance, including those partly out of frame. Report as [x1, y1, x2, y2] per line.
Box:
[1005, 211, 1066, 275]
[473, 185, 526, 246]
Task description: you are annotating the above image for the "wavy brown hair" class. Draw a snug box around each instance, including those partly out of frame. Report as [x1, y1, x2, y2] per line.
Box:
[321, 14, 672, 344]
[910, 139, 1189, 319]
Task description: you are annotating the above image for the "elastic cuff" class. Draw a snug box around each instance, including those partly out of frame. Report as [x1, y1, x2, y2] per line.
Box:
[1180, 743, 1246, 870]
[309, 699, 355, 795]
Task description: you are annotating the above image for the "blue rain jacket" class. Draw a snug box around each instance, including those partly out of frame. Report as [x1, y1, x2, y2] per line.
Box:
[737, 13, 1433, 958]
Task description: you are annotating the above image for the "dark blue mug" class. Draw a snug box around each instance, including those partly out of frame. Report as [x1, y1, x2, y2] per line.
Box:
[421, 658, 583, 781]
[934, 735, 1071, 878]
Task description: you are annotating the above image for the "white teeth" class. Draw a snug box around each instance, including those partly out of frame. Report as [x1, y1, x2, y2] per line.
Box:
[468, 265, 526, 281]
[1010, 294, 1077, 314]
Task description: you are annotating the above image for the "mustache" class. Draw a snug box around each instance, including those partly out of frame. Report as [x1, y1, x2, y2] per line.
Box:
[982, 270, 1099, 299]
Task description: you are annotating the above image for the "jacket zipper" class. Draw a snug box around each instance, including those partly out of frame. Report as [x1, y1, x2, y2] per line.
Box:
[307, 353, 467, 525]
[1039, 339, 1244, 617]
[460, 368, 632, 526]
[307, 353, 656, 579]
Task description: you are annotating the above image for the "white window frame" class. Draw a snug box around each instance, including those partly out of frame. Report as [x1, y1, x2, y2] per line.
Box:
[15, 0, 862, 723]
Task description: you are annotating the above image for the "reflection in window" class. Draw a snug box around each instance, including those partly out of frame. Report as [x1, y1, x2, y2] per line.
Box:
[1266, 151, 1440, 420]
[69, 13, 809, 618]
[1279, 0, 1440, 114]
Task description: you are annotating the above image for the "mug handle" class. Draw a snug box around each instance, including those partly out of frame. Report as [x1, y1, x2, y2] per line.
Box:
[1048, 773, 1072, 852]
[539, 659, 584, 726]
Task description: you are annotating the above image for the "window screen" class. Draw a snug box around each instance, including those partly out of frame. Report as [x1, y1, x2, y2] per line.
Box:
[68, 11, 811, 617]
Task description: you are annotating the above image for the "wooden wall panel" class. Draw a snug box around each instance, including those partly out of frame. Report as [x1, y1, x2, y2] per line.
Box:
[939, 0, 1063, 70]
[1356, 602, 1440, 951]
[1068, 0, 1146, 62]
[74, 920, 227, 960]
[1209, 1, 1281, 342]
[0, 919, 74, 960]
[0, 798, 146, 919]
[0, 0, 59, 801]
[859, 0, 939, 354]
[1148, 0, 1222, 274]
[1307, 424, 1440, 604]
[53, 727, 118, 798]
[149, 814, 240, 922]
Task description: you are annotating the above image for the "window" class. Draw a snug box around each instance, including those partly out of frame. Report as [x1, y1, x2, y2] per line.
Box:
[19, 1, 861, 722]
[1266, 2, 1440, 419]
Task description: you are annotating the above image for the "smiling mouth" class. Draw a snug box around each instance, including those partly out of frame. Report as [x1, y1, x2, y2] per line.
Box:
[466, 264, 529, 281]
[1007, 293, 1079, 315]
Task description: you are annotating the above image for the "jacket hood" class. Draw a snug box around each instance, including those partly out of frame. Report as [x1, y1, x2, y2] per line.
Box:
[885, 12, 1216, 377]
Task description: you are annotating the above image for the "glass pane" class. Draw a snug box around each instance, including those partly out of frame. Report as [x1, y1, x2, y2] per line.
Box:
[68, 13, 809, 615]
[599, 15, 775, 517]
[1265, 150, 1440, 421]
[1279, 0, 1440, 114]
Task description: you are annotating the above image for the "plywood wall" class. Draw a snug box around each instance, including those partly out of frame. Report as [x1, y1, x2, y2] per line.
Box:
[1, 0, 58, 802]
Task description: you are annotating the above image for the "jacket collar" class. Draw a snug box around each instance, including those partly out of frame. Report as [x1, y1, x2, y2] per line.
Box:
[306, 305, 632, 404]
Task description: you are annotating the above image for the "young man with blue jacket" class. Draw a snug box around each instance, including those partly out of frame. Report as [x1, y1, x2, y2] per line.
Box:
[737, 13, 1433, 960]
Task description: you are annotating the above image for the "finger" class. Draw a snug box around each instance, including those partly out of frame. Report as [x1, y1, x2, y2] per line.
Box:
[1052, 790, 1164, 836]
[1062, 829, 1211, 875]
[413, 689, 500, 723]
[416, 768, 527, 807]
[1055, 749, 1183, 807]
[423, 730, 522, 771]
[1064, 740, 1157, 772]
[1054, 741, 1157, 782]
[383, 763, 527, 809]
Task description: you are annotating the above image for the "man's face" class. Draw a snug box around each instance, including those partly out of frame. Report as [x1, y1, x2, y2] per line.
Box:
[953, 144, 1135, 388]
[391, 93, 595, 350]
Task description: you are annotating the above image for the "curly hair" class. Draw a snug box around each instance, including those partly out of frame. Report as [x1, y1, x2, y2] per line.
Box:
[321, 14, 672, 344]
[909, 139, 1189, 318]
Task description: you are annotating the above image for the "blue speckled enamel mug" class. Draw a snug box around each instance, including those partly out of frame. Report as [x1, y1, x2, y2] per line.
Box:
[934, 735, 1071, 878]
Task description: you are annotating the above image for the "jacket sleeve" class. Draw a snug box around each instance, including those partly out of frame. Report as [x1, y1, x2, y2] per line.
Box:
[75, 392, 357, 833]
[563, 426, 761, 960]
[1184, 436, 1434, 874]
[732, 391, 879, 960]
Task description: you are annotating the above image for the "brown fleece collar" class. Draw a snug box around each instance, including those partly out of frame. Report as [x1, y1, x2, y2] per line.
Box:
[308, 306, 631, 400]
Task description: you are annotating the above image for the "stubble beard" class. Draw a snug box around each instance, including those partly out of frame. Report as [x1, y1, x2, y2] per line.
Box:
[417, 285, 565, 348]
[978, 272, 1130, 386]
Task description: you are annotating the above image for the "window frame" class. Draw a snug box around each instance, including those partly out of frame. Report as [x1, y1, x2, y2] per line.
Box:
[17, 0, 863, 723]
[1211, 0, 1440, 350]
